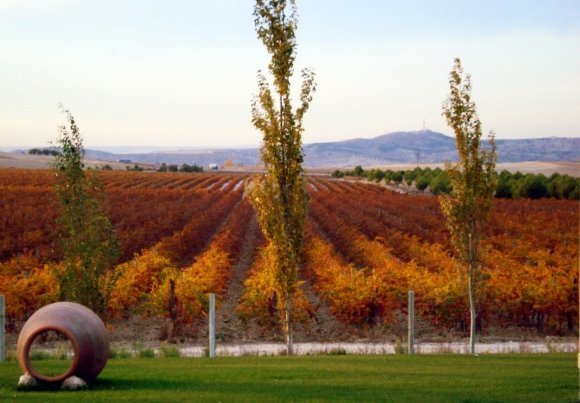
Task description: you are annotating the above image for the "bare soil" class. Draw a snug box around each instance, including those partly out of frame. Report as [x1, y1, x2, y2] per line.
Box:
[213, 213, 261, 342]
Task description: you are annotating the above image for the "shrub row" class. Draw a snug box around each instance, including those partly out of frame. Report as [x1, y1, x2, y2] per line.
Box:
[332, 166, 579, 199]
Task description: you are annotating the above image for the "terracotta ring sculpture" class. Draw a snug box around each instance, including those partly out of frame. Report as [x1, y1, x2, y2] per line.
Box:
[16, 302, 109, 384]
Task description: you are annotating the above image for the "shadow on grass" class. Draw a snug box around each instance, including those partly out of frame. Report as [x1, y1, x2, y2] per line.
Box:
[89, 376, 387, 401]
[92, 377, 192, 391]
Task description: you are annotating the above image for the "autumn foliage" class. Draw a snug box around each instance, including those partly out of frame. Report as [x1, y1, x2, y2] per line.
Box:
[307, 179, 577, 334]
[0, 169, 577, 337]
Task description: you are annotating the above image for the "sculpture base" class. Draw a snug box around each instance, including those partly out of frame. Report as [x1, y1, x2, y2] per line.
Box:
[17, 373, 88, 391]
[17, 373, 37, 389]
[61, 376, 88, 390]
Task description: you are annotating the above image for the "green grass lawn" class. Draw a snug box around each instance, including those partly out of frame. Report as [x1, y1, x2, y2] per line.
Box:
[0, 354, 577, 402]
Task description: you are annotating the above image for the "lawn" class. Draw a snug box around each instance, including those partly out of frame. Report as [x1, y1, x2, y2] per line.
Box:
[0, 354, 576, 402]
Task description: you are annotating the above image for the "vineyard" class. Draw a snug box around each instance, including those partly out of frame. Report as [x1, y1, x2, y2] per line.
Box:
[0, 169, 577, 340]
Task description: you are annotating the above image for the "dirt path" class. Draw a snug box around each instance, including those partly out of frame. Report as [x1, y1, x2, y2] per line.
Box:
[214, 213, 261, 342]
[206, 209, 346, 343]
[334, 177, 429, 196]
[293, 217, 351, 341]
[296, 277, 345, 341]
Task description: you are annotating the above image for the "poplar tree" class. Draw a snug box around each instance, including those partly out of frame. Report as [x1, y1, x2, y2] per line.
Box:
[250, 0, 315, 355]
[52, 107, 119, 317]
[440, 58, 497, 354]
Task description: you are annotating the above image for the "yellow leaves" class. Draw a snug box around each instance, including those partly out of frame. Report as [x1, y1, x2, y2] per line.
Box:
[238, 244, 311, 325]
[441, 58, 496, 277]
[148, 274, 204, 325]
[481, 233, 577, 332]
[108, 247, 175, 317]
[182, 244, 231, 295]
[144, 243, 233, 326]
[0, 258, 58, 323]
[252, 2, 313, 333]
[304, 233, 383, 325]
[251, 174, 306, 298]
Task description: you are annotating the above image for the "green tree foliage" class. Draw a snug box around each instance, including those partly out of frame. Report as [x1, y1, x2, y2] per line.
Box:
[29, 148, 61, 156]
[180, 163, 203, 173]
[440, 58, 497, 354]
[496, 171, 578, 200]
[403, 170, 417, 186]
[549, 174, 579, 199]
[430, 172, 452, 195]
[331, 165, 577, 199]
[415, 175, 431, 191]
[515, 174, 548, 199]
[52, 107, 119, 317]
[391, 171, 404, 185]
[495, 170, 512, 198]
[366, 169, 385, 182]
[495, 180, 512, 198]
[250, 0, 315, 355]
[126, 164, 144, 171]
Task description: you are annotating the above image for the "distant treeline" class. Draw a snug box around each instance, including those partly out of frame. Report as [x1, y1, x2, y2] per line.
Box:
[332, 166, 579, 200]
[28, 148, 61, 156]
[27, 147, 206, 173]
[97, 162, 204, 173]
[158, 163, 204, 173]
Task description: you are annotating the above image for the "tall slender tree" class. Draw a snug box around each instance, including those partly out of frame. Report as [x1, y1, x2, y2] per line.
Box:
[52, 106, 119, 317]
[250, 0, 315, 355]
[440, 58, 497, 354]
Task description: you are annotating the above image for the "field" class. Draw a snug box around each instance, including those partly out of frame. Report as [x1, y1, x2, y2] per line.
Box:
[0, 151, 153, 171]
[326, 161, 580, 177]
[0, 354, 577, 401]
[0, 169, 578, 342]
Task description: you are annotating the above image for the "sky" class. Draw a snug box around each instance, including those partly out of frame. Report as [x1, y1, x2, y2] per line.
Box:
[0, 0, 579, 149]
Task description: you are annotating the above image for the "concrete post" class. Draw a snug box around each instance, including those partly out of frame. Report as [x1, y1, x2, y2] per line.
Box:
[408, 290, 415, 355]
[209, 293, 216, 358]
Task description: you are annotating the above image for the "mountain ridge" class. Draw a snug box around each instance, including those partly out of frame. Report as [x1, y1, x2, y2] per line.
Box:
[9, 130, 579, 168]
[302, 130, 579, 167]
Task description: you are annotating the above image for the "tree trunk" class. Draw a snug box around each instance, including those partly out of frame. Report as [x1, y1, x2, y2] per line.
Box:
[468, 271, 476, 354]
[168, 279, 176, 341]
[169, 279, 176, 322]
[285, 294, 293, 356]
[468, 232, 477, 355]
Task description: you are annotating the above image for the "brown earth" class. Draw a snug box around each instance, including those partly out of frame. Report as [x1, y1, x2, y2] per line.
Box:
[0, 151, 156, 170]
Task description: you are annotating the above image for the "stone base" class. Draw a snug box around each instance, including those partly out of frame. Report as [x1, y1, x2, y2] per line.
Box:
[17, 373, 38, 388]
[17, 373, 88, 391]
[61, 376, 88, 390]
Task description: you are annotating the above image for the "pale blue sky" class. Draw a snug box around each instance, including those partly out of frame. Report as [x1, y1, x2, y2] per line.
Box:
[0, 0, 578, 148]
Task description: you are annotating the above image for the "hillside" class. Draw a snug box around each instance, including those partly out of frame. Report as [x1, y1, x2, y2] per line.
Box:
[4, 131, 578, 169]
[85, 131, 578, 168]
[304, 131, 456, 166]
[82, 148, 259, 168]
[303, 131, 580, 167]
[0, 151, 154, 170]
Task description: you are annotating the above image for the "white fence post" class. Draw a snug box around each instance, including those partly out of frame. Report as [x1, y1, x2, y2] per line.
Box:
[0, 295, 5, 362]
[209, 293, 216, 358]
[408, 290, 415, 355]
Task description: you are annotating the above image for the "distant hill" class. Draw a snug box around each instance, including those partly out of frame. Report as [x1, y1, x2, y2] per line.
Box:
[302, 130, 580, 167]
[83, 148, 260, 168]
[495, 137, 579, 163]
[303, 131, 455, 167]
[6, 131, 578, 169]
